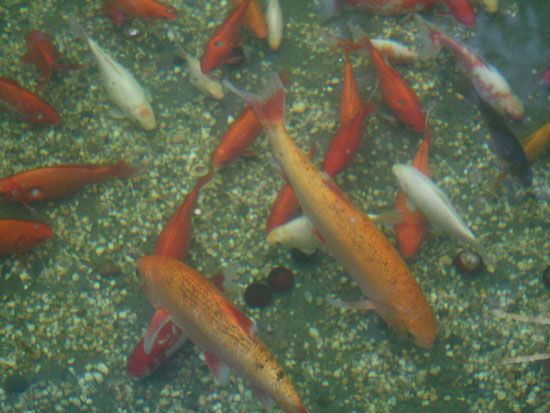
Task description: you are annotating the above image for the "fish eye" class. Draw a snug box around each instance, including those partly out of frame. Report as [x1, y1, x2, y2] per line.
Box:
[215, 40, 224, 48]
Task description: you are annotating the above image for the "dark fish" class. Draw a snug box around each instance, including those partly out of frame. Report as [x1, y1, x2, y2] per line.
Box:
[469, 86, 533, 186]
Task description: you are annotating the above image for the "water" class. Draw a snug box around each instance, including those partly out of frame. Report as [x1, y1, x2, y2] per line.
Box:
[0, 0, 548, 412]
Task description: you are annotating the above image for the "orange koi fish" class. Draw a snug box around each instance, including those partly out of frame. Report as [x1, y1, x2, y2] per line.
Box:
[22, 30, 83, 89]
[153, 172, 213, 259]
[0, 77, 60, 124]
[226, 75, 436, 347]
[138, 255, 308, 412]
[394, 129, 431, 257]
[0, 219, 52, 256]
[0, 161, 138, 203]
[211, 107, 263, 171]
[231, 0, 267, 39]
[342, 33, 426, 132]
[104, 0, 177, 26]
[200, 0, 252, 74]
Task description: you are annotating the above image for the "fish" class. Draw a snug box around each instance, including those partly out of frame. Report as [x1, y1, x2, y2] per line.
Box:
[22, 30, 83, 89]
[137, 255, 307, 412]
[69, 15, 156, 130]
[348, 23, 419, 65]
[265, 182, 301, 233]
[474, 0, 498, 13]
[266, 0, 283, 51]
[127, 316, 186, 378]
[211, 107, 263, 171]
[0, 77, 60, 124]
[467, 85, 532, 186]
[179, 51, 224, 100]
[341, 32, 426, 132]
[200, 0, 252, 74]
[415, 15, 523, 120]
[0, 161, 139, 203]
[267, 212, 401, 255]
[323, 0, 438, 15]
[339, 52, 362, 125]
[0, 219, 52, 256]
[153, 172, 213, 259]
[394, 130, 431, 257]
[322, 102, 375, 177]
[392, 164, 495, 271]
[225, 74, 436, 348]
[443, 0, 476, 27]
[494, 123, 549, 188]
[104, 0, 177, 27]
[232, 0, 267, 39]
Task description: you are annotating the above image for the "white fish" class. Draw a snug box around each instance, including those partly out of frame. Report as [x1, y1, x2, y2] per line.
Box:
[267, 212, 402, 255]
[266, 0, 283, 51]
[392, 164, 495, 271]
[348, 23, 419, 64]
[414, 15, 523, 120]
[70, 16, 156, 130]
[179, 51, 224, 100]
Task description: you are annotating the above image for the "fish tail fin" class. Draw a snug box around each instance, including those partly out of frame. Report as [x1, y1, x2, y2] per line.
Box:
[413, 14, 441, 60]
[224, 74, 286, 129]
[110, 161, 141, 178]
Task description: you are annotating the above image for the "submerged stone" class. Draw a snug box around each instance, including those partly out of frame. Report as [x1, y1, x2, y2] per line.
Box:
[3, 374, 30, 394]
[267, 266, 294, 293]
[244, 283, 272, 308]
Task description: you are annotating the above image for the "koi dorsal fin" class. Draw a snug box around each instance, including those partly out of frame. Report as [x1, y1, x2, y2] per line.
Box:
[214, 294, 256, 335]
[205, 351, 230, 384]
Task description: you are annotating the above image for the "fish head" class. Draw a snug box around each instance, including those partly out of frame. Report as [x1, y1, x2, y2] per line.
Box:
[502, 96, 524, 120]
[30, 105, 61, 124]
[157, 5, 177, 20]
[127, 340, 159, 379]
[200, 35, 235, 74]
[0, 179, 21, 202]
[23, 222, 53, 249]
[133, 104, 156, 131]
[392, 164, 413, 193]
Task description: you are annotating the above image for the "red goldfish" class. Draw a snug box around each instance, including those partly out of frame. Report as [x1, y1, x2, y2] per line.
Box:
[0, 219, 52, 256]
[0, 77, 60, 124]
[323, 102, 375, 177]
[0, 161, 138, 203]
[325, 0, 438, 15]
[339, 53, 362, 125]
[342, 34, 426, 132]
[138, 256, 308, 412]
[232, 0, 267, 39]
[266, 183, 300, 233]
[444, 0, 476, 27]
[104, 0, 177, 26]
[22, 30, 83, 89]
[153, 172, 213, 259]
[200, 0, 252, 74]
[211, 107, 263, 171]
[127, 315, 186, 378]
[394, 129, 431, 257]
[226, 74, 436, 347]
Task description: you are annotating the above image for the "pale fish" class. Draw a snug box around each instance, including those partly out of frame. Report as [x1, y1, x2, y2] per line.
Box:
[266, 0, 283, 51]
[70, 15, 156, 130]
[392, 164, 495, 271]
[179, 51, 224, 100]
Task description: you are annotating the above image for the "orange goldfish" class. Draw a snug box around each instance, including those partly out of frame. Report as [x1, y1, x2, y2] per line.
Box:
[266, 183, 300, 233]
[0, 219, 52, 256]
[200, 0, 252, 74]
[342, 33, 426, 132]
[226, 75, 436, 347]
[138, 255, 307, 412]
[211, 107, 263, 171]
[0, 161, 138, 203]
[104, 0, 177, 26]
[394, 130, 431, 257]
[231, 0, 267, 39]
[339, 53, 362, 125]
[153, 172, 213, 259]
[0, 77, 60, 124]
[22, 30, 83, 89]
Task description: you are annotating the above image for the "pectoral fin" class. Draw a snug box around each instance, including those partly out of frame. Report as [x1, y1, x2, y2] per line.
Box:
[205, 351, 230, 384]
